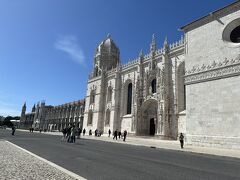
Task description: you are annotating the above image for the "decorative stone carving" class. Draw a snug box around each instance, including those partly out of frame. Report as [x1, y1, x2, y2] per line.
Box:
[185, 57, 240, 84]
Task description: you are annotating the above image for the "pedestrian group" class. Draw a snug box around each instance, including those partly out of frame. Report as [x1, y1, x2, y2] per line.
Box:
[61, 124, 82, 143]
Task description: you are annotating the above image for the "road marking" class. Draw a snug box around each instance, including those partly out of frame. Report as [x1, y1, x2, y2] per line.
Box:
[6, 140, 87, 180]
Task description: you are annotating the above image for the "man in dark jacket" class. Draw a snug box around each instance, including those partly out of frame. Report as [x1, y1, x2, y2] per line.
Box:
[179, 133, 184, 149]
[123, 130, 127, 141]
[113, 129, 118, 140]
[118, 131, 121, 139]
[12, 126, 16, 136]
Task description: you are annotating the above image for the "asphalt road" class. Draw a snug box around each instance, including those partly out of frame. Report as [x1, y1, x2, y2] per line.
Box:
[1, 129, 240, 180]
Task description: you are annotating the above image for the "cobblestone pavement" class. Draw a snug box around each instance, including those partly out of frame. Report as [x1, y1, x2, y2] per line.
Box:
[0, 140, 82, 180]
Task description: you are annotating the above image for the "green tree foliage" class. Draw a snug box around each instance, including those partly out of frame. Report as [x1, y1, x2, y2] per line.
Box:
[1, 116, 20, 127]
[3, 119, 13, 127]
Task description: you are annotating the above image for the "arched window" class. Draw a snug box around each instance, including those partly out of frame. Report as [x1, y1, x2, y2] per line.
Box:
[105, 109, 110, 126]
[127, 83, 132, 114]
[151, 79, 156, 93]
[88, 110, 93, 125]
[90, 90, 95, 104]
[107, 87, 112, 102]
[222, 18, 240, 43]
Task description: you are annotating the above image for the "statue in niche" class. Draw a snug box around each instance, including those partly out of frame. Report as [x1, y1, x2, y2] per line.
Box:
[149, 85, 152, 96]
[148, 62, 151, 70]
[152, 61, 156, 70]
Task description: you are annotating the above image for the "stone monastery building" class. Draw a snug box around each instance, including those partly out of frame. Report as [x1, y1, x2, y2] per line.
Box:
[83, 1, 240, 148]
[83, 34, 185, 140]
[21, 1, 240, 149]
[20, 100, 85, 131]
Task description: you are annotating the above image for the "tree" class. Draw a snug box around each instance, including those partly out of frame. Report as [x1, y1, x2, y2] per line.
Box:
[0, 116, 4, 126]
[3, 118, 13, 127]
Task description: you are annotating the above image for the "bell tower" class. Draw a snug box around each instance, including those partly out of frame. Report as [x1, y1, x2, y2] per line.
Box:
[93, 34, 120, 77]
[20, 102, 26, 125]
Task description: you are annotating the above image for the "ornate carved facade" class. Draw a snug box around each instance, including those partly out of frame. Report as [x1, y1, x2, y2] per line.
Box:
[83, 34, 185, 139]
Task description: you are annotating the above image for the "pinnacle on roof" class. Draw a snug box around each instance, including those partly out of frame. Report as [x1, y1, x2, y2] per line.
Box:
[150, 33, 156, 52]
[163, 36, 169, 49]
[139, 49, 144, 58]
[107, 33, 111, 39]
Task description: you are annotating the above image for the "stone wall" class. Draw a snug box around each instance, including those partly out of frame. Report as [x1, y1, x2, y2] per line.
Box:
[185, 8, 240, 70]
[186, 76, 240, 148]
[184, 3, 240, 149]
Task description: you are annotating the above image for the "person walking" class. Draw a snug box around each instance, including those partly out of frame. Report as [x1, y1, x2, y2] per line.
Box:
[118, 131, 121, 139]
[71, 125, 77, 143]
[89, 129, 92, 136]
[123, 130, 127, 141]
[11, 126, 16, 136]
[67, 126, 72, 142]
[113, 129, 118, 140]
[83, 128, 86, 136]
[108, 129, 111, 137]
[62, 128, 67, 140]
[77, 128, 81, 139]
[179, 133, 184, 149]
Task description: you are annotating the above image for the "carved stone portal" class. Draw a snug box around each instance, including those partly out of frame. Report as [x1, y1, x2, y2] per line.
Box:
[137, 99, 158, 136]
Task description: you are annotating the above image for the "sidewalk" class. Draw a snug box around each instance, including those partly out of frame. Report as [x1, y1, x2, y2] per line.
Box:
[17, 129, 240, 159]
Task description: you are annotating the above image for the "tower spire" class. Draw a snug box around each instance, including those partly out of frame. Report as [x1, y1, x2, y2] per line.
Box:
[150, 33, 156, 52]
[107, 33, 111, 39]
[22, 102, 26, 110]
[139, 49, 144, 58]
[21, 102, 26, 118]
[32, 104, 36, 112]
[163, 36, 169, 52]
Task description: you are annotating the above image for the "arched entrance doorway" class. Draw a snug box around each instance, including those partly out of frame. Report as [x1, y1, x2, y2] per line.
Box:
[137, 99, 158, 136]
[150, 118, 155, 135]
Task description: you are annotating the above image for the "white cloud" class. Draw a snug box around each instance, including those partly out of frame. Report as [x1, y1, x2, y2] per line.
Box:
[54, 35, 85, 65]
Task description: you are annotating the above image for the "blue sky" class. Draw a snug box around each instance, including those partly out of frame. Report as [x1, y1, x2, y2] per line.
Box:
[0, 0, 235, 116]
